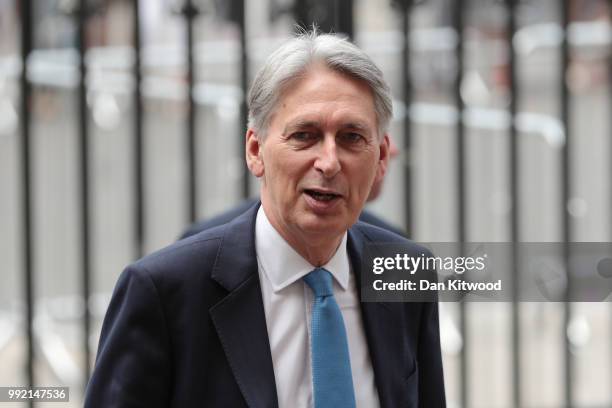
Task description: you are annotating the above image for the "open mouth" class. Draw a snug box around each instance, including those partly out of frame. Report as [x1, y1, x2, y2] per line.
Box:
[304, 189, 341, 202]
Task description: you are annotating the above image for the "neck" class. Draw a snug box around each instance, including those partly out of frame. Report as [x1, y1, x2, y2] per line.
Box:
[294, 235, 343, 267]
[261, 204, 344, 267]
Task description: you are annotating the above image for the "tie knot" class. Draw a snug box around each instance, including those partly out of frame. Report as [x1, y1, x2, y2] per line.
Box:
[303, 268, 334, 297]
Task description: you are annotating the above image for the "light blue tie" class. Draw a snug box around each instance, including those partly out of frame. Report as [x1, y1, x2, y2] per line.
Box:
[304, 268, 356, 408]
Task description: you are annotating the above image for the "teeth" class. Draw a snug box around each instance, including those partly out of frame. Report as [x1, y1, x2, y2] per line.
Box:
[309, 191, 337, 201]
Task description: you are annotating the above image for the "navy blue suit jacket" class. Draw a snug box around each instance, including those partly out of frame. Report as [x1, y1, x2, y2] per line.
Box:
[85, 203, 445, 407]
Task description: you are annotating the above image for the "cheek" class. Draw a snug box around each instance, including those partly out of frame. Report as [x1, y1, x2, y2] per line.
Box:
[351, 162, 377, 189]
[268, 158, 302, 194]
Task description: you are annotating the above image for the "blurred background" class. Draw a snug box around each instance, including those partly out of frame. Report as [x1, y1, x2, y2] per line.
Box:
[1, 0, 611, 407]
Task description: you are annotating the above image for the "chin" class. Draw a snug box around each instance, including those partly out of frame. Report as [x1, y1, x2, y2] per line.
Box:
[297, 216, 348, 238]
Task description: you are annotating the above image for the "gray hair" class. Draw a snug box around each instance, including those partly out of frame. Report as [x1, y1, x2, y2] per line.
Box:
[247, 30, 392, 139]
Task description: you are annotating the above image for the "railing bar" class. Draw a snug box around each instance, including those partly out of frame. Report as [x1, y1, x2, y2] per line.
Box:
[237, 0, 250, 199]
[76, 0, 92, 386]
[609, 1, 612, 403]
[133, 0, 145, 257]
[19, 1, 35, 406]
[452, 0, 468, 406]
[184, 0, 198, 222]
[401, 0, 413, 234]
[337, 0, 354, 39]
[506, 0, 521, 406]
[560, 0, 573, 406]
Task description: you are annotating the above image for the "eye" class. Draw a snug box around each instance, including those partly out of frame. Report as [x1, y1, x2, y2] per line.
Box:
[290, 131, 317, 142]
[339, 132, 365, 144]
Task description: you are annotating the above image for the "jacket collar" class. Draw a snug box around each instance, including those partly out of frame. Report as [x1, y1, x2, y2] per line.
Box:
[211, 201, 260, 291]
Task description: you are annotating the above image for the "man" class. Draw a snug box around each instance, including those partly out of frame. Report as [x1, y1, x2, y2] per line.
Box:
[85, 31, 445, 408]
[179, 136, 403, 240]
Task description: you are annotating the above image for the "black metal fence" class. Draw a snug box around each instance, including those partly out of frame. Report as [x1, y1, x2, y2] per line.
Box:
[2, 0, 612, 406]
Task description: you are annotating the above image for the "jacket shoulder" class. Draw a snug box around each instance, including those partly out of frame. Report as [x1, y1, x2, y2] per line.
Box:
[358, 210, 406, 237]
[179, 199, 258, 239]
[351, 221, 433, 256]
[130, 224, 227, 285]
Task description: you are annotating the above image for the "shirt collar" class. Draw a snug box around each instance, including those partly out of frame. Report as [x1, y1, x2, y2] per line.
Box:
[255, 206, 350, 293]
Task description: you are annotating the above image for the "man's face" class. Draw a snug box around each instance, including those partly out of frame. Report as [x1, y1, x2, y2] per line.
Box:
[246, 64, 389, 251]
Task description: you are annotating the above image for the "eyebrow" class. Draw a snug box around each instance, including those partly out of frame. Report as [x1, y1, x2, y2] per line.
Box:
[341, 122, 369, 131]
[282, 120, 371, 135]
[282, 120, 320, 135]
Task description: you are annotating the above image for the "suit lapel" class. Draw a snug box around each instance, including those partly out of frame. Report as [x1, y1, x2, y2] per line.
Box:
[209, 203, 278, 408]
[348, 227, 410, 408]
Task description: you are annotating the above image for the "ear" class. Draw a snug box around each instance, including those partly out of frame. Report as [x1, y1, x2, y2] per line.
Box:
[375, 134, 390, 183]
[246, 128, 265, 177]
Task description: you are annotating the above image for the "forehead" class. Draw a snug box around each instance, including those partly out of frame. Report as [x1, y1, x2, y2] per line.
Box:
[273, 65, 378, 129]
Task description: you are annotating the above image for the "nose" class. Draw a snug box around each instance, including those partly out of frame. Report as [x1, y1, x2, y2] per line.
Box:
[314, 136, 341, 178]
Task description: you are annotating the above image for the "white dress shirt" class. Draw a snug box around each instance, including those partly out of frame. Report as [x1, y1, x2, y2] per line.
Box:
[255, 206, 381, 408]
